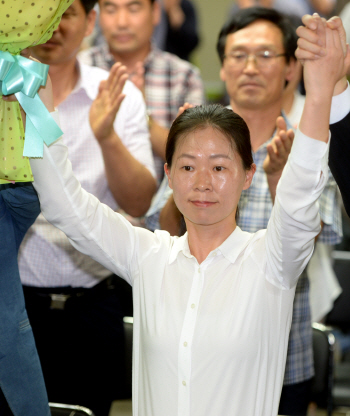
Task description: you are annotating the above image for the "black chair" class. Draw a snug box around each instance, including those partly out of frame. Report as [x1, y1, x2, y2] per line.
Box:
[311, 323, 335, 416]
[326, 251, 350, 332]
[49, 402, 95, 416]
[325, 251, 350, 409]
[123, 316, 133, 397]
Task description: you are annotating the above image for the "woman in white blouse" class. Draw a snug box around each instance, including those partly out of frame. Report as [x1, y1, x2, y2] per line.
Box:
[6, 16, 349, 416]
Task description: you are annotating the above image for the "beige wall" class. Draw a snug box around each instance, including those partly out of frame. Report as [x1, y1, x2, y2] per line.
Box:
[191, 0, 234, 101]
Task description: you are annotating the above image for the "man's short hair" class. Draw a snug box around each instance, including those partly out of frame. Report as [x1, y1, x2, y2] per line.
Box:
[216, 7, 298, 65]
[81, 0, 98, 14]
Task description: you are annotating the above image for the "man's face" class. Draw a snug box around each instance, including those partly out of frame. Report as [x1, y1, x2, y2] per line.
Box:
[30, 0, 95, 65]
[220, 20, 295, 111]
[98, 0, 160, 57]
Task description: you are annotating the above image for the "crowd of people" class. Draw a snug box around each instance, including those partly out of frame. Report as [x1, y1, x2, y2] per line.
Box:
[1, 0, 350, 415]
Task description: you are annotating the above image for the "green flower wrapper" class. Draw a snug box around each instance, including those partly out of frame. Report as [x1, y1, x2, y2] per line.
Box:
[0, 0, 74, 183]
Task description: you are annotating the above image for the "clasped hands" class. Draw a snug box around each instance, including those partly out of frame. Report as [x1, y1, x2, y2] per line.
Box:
[264, 13, 350, 178]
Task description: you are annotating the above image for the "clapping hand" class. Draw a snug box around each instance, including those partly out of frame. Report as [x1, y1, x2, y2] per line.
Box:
[263, 116, 294, 176]
[89, 62, 128, 143]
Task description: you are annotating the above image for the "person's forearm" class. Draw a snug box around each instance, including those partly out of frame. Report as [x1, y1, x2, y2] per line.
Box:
[100, 132, 157, 217]
[30, 138, 139, 285]
[333, 76, 348, 97]
[167, 4, 185, 29]
[149, 119, 169, 161]
[266, 172, 281, 204]
[299, 89, 332, 143]
[159, 194, 182, 235]
[310, 0, 335, 16]
[237, 0, 273, 7]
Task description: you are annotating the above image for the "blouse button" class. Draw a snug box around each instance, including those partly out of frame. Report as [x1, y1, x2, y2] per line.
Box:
[183, 341, 188, 347]
[198, 268, 201, 273]
[182, 381, 186, 386]
[191, 303, 195, 309]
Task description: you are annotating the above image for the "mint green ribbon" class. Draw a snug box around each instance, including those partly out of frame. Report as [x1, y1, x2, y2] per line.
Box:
[0, 51, 62, 157]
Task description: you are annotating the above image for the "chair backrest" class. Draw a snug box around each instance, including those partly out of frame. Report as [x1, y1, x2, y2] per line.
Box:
[326, 251, 350, 330]
[311, 323, 335, 416]
[49, 402, 95, 416]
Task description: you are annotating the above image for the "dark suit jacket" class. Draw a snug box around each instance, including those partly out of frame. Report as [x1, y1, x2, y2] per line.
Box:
[330, 111, 350, 217]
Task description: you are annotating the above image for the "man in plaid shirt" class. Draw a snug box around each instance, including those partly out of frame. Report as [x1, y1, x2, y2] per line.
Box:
[79, 0, 205, 183]
[217, 7, 342, 415]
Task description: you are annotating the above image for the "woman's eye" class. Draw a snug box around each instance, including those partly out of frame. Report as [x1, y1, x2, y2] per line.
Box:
[214, 166, 225, 172]
[183, 166, 193, 171]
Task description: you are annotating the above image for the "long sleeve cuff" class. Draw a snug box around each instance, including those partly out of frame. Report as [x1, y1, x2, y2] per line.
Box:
[330, 82, 350, 124]
[290, 129, 329, 174]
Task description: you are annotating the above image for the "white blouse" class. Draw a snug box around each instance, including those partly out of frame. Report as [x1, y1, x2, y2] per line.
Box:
[30, 124, 329, 416]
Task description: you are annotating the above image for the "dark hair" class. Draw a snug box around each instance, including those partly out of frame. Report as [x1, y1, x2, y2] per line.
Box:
[81, 0, 98, 14]
[166, 104, 253, 171]
[97, 0, 155, 6]
[216, 7, 298, 65]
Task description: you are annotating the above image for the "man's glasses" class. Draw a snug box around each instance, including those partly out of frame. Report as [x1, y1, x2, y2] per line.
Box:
[223, 50, 286, 69]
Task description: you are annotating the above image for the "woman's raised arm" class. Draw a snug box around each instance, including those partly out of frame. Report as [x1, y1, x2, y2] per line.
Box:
[265, 16, 350, 289]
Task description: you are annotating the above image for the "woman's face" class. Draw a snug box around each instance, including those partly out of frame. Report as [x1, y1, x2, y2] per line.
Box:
[165, 126, 255, 231]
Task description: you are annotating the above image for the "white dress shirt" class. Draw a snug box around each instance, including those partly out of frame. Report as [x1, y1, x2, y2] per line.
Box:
[19, 62, 155, 288]
[30, 122, 328, 415]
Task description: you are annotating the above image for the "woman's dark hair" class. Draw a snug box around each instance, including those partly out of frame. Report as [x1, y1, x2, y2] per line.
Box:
[216, 7, 298, 65]
[166, 104, 253, 171]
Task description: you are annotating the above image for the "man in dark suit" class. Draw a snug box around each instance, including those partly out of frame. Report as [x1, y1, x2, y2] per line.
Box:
[296, 14, 350, 216]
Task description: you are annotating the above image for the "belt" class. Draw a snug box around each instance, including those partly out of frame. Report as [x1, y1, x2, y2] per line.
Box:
[23, 276, 116, 310]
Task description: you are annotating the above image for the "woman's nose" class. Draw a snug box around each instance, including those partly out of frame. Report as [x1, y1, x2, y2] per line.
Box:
[194, 170, 212, 191]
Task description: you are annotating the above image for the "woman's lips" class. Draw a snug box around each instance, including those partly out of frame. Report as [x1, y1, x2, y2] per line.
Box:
[191, 200, 216, 208]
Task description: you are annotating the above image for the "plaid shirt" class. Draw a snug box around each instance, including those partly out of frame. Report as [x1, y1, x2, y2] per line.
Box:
[238, 114, 342, 385]
[79, 43, 206, 182]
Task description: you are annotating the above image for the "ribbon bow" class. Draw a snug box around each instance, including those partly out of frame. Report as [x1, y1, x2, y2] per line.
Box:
[0, 51, 62, 157]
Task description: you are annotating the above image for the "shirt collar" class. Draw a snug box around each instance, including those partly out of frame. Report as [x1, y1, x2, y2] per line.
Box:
[97, 39, 158, 72]
[168, 226, 253, 265]
[71, 60, 101, 101]
[143, 43, 160, 70]
[97, 41, 116, 69]
[168, 233, 192, 264]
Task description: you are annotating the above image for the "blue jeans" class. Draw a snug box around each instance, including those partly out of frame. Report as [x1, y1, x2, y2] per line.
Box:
[0, 182, 40, 266]
[0, 183, 50, 416]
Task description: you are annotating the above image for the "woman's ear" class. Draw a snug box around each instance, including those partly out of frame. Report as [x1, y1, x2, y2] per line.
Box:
[164, 163, 173, 189]
[243, 163, 256, 190]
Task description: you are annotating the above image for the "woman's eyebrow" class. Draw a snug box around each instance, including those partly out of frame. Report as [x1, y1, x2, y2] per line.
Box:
[177, 154, 232, 160]
[177, 153, 196, 160]
[209, 154, 232, 160]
